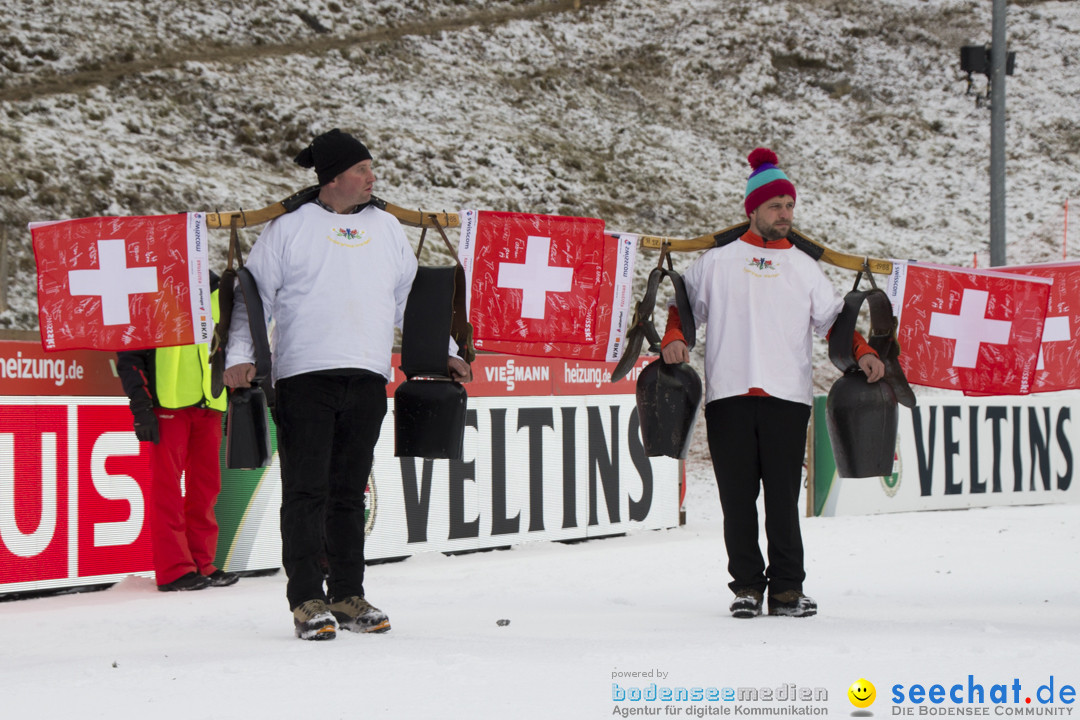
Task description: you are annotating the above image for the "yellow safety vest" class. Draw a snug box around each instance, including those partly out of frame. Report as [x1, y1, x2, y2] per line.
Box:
[154, 288, 227, 412]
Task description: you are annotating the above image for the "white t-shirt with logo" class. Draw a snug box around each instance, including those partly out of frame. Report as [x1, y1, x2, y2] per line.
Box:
[226, 202, 417, 383]
[682, 236, 844, 406]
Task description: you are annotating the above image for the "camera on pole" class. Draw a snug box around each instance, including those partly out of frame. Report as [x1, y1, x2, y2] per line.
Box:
[960, 44, 1015, 106]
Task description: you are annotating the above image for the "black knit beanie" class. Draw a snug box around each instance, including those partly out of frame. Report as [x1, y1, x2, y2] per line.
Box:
[294, 128, 373, 186]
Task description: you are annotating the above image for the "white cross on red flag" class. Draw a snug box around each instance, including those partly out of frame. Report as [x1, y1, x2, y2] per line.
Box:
[30, 213, 212, 352]
[457, 210, 637, 362]
[1000, 261, 1080, 393]
[885, 261, 1052, 395]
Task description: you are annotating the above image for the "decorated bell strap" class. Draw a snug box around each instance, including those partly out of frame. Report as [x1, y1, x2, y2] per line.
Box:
[449, 263, 476, 364]
[416, 219, 476, 365]
[400, 266, 457, 378]
[210, 219, 244, 397]
[236, 266, 272, 384]
[665, 267, 696, 351]
[611, 266, 662, 382]
[828, 288, 871, 374]
[611, 262, 696, 382]
[828, 287, 916, 408]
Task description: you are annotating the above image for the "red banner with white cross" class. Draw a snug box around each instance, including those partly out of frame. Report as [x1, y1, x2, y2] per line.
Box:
[1000, 261, 1080, 393]
[30, 213, 212, 352]
[885, 261, 1052, 395]
[457, 210, 637, 362]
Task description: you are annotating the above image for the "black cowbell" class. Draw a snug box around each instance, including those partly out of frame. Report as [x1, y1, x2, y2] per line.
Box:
[635, 359, 703, 459]
[825, 287, 902, 478]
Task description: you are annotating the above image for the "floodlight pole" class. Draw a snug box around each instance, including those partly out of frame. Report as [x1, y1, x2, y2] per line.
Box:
[989, 0, 1007, 266]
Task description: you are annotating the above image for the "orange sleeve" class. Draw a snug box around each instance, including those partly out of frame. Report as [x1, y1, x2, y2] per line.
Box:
[661, 305, 686, 348]
[824, 328, 879, 360]
[852, 330, 878, 360]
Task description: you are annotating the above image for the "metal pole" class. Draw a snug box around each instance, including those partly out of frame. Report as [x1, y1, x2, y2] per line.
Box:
[989, 0, 1007, 266]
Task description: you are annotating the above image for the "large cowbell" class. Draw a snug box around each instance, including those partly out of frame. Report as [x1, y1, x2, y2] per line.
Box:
[395, 265, 468, 460]
[825, 286, 901, 478]
[394, 378, 467, 459]
[636, 359, 703, 459]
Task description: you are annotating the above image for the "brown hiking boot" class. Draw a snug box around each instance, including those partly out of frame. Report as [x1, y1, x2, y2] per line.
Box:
[768, 590, 818, 617]
[729, 588, 764, 619]
[329, 596, 391, 634]
[293, 599, 337, 640]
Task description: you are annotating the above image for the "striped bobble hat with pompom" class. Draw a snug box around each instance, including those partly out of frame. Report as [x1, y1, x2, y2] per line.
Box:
[743, 147, 797, 217]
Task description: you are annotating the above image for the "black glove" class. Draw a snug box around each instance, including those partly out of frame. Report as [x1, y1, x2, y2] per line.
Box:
[131, 404, 160, 444]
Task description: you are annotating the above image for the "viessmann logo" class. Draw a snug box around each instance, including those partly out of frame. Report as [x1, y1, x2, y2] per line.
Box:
[483, 359, 551, 392]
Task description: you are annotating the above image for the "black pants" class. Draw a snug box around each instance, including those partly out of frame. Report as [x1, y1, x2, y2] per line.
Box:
[705, 395, 811, 595]
[274, 372, 387, 610]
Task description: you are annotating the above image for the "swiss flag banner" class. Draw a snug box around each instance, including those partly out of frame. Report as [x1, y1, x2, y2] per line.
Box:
[31, 213, 212, 352]
[885, 261, 1052, 395]
[1004, 262, 1080, 393]
[457, 210, 637, 362]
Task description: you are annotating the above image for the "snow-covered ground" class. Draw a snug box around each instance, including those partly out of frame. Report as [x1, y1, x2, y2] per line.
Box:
[2, 461, 1078, 719]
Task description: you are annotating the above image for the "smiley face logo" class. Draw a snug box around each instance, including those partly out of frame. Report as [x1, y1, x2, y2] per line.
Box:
[848, 678, 876, 708]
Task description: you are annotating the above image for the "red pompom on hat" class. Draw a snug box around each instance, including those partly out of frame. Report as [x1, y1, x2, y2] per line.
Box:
[743, 147, 796, 216]
[748, 147, 779, 169]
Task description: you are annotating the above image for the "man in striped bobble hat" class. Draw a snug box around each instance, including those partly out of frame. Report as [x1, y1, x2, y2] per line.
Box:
[661, 148, 885, 619]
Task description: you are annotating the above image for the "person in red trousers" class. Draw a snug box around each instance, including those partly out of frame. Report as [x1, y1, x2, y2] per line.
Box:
[117, 273, 239, 592]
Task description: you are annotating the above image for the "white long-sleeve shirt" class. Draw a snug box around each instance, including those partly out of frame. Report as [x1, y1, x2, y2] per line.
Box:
[225, 202, 418, 384]
[682, 234, 844, 406]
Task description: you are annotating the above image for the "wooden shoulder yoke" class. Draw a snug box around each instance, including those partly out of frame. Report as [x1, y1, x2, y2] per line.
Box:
[639, 225, 893, 275]
[204, 187, 461, 231]
[203, 188, 891, 275]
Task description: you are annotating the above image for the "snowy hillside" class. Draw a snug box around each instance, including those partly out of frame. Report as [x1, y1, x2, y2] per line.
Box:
[2, 0, 1078, 378]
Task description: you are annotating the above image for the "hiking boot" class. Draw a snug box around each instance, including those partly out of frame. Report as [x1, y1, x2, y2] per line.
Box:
[329, 596, 391, 634]
[205, 569, 239, 587]
[293, 599, 338, 641]
[729, 589, 764, 619]
[768, 590, 818, 617]
[157, 571, 211, 592]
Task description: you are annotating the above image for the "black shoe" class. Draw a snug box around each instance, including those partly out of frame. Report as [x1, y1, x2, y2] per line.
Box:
[729, 589, 764, 619]
[157, 571, 211, 592]
[205, 569, 239, 587]
[768, 590, 818, 617]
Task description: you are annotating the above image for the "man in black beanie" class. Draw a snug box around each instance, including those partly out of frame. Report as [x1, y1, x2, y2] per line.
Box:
[225, 128, 471, 640]
[294, 128, 373, 187]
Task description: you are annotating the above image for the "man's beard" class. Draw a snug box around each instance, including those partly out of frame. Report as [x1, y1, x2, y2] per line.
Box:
[754, 217, 789, 242]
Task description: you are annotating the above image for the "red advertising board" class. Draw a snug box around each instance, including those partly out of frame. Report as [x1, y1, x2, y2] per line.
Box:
[0, 400, 153, 591]
[1, 335, 657, 401]
[0, 338, 119, 396]
[1, 335, 672, 597]
[385, 354, 653, 397]
[1, 404, 70, 586]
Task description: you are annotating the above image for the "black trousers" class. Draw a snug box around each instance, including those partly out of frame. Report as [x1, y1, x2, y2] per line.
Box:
[705, 395, 811, 595]
[274, 371, 387, 610]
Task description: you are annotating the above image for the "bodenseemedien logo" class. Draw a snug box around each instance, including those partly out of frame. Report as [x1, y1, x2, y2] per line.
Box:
[610, 674, 828, 717]
[849, 678, 876, 709]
